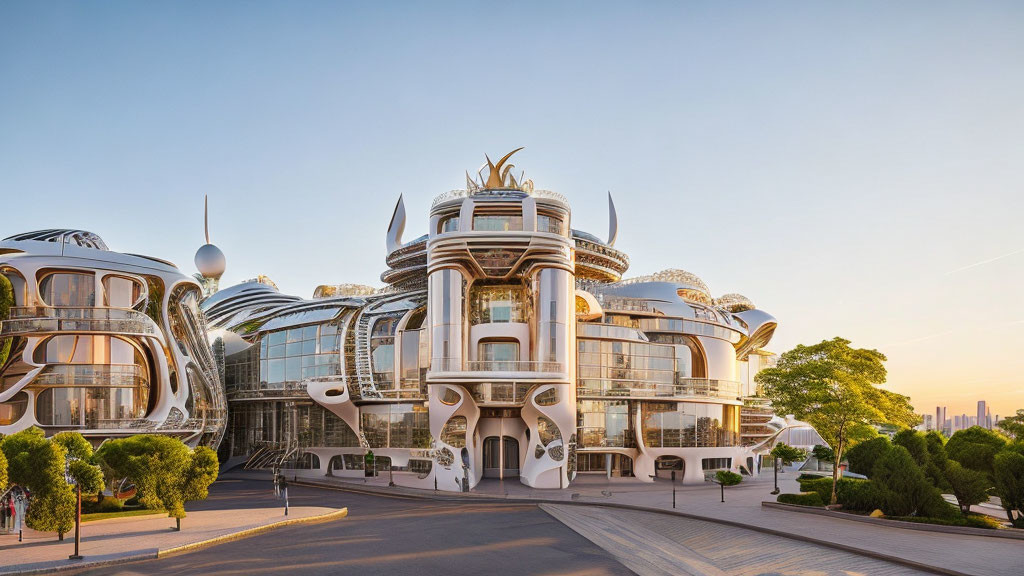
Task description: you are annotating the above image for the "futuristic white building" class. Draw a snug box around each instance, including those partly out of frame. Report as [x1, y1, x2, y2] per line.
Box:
[0, 229, 226, 447]
[209, 150, 795, 490]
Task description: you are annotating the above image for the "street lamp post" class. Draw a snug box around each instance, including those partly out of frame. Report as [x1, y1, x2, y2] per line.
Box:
[771, 457, 781, 495]
[671, 470, 676, 509]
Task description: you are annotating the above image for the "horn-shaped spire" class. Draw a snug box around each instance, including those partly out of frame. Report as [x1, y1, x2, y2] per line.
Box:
[484, 147, 524, 188]
[386, 194, 406, 254]
[607, 192, 618, 247]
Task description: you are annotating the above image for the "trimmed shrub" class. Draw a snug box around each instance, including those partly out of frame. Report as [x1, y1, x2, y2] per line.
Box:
[777, 492, 824, 507]
[846, 437, 891, 477]
[837, 479, 884, 512]
[887, 514, 1002, 529]
[873, 445, 942, 517]
[715, 470, 742, 486]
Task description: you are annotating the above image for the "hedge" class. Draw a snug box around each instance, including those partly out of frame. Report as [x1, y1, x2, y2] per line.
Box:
[777, 492, 825, 507]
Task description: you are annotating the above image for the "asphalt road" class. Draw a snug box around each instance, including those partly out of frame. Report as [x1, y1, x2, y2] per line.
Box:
[69, 475, 632, 576]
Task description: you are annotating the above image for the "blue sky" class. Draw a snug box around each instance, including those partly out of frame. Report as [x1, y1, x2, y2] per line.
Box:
[2, 1, 1022, 418]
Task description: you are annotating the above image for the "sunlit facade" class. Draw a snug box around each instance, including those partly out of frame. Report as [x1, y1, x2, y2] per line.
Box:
[0, 229, 226, 447]
[208, 151, 795, 489]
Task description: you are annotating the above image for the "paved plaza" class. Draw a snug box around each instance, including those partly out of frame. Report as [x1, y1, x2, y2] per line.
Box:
[2, 470, 1020, 575]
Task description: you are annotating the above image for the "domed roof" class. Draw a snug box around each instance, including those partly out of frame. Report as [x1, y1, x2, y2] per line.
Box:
[716, 293, 755, 312]
[195, 243, 226, 279]
[621, 268, 710, 294]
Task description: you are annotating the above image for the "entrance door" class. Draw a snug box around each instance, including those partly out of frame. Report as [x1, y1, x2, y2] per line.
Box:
[502, 436, 520, 478]
[483, 436, 520, 478]
[483, 437, 501, 478]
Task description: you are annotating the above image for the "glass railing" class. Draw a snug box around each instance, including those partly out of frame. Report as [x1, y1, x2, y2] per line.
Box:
[577, 377, 741, 400]
[429, 358, 563, 373]
[31, 364, 149, 388]
[2, 306, 156, 336]
[470, 382, 534, 404]
[464, 360, 563, 373]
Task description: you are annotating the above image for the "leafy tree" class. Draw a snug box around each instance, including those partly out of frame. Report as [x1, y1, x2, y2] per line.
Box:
[872, 445, 944, 517]
[944, 460, 991, 516]
[0, 273, 13, 367]
[996, 409, 1024, 440]
[97, 435, 219, 529]
[845, 436, 890, 477]
[0, 445, 7, 490]
[993, 450, 1024, 528]
[946, 426, 1007, 480]
[811, 445, 835, 463]
[51, 432, 104, 494]
[0, 427, 75, 536]
[756, 337, 918, 504]
[893, 430, 929, 467]
[770, 443, 807, 466]
[923, 431, 951, 490]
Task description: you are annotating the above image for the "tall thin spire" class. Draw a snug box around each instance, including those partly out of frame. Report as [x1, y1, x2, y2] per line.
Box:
[204, 194, 211, 244]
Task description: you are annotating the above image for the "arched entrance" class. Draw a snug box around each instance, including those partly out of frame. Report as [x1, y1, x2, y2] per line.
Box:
[483, 436, 520, 479]
[654, 455, 684, 479]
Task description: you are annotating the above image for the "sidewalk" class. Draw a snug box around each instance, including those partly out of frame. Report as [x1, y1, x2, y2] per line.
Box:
[0, 504, 345, 575]
[297, 469, 1022, 576]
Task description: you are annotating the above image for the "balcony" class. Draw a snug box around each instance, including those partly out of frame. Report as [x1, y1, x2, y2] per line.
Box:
[469, 382, 535, 405]
[31, 364, 149, 388]
[1, 306, 157, 337]
[577, 377, 741, 402]
[428, 358, 566, 382]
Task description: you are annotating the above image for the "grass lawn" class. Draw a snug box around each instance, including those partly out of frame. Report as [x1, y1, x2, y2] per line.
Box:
[82, 509, 165, 522]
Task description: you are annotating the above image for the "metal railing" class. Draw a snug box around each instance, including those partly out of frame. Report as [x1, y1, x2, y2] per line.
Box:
[429, 359, 563, 373]
[1, 306, 156, 336]
[31, 364, 149, 388]
[470, 382, 535, 404]
[577, 377, 741, 401]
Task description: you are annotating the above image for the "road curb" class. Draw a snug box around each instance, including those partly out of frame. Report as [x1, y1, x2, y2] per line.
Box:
[158, 507, 349, 558]
[762, 501, 1024, 540]
[0, 507, 348, 575]
[294, 479, 962, 576]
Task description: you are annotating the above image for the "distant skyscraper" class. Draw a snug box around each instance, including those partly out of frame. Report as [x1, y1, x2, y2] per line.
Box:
[978, 401, 987, 429]
[954, 415, 962, 431]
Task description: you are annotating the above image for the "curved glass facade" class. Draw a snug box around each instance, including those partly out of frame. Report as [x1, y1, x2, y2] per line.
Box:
[641, 402, 740, 448]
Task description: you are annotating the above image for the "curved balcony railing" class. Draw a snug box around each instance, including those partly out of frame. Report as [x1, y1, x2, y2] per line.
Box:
[577, 377, 741, 401]
[430, 358, 564, 373]
[1, 306, 157, 337]
[30, 364, 149, 388]
[470, 382, 535, 405]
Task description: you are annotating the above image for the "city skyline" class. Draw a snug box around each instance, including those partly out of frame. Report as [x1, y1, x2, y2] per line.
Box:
[1, 2, 1022, 418]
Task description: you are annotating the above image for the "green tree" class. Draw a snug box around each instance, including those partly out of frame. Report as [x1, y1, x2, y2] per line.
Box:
[97, 435, 219, 529]
[893, 430, 929, 467]
[51, 432, 104, 494]
[996, 409, 1024, 440]
[993, 450, 1024, 528]
[872, 445, 945, 517]
[811, 445, 835, 464]
[0, 445, 7, 490]
[946, 426, 1007, 480]
[845, 436, 890, 477]
[715, 470, 743, 486]
[756, 337, 918, 505]
[923, 431, 951, 490]
[0, 427, 75, 536]
[770, 443, 807, 466]
[943, 460, 991, 516]
[0, 273, 13, 368]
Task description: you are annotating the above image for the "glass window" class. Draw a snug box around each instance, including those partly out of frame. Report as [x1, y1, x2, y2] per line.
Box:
[438, 215, 460, 234]
[441, 415, 467, 448]
[537, 214, 564, 235]
[103, 276, 143, 308]
[469, 285, 527, 325]
[479, 341, 519, 364]
[39, 272, 95, 307]
[472, 214, 523, 232]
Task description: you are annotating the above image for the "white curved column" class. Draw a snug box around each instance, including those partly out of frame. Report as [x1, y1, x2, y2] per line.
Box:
[520, 384, 574, 489]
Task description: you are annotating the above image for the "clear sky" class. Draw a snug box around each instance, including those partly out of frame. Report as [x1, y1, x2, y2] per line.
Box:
[2, 2, 1022, 419]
